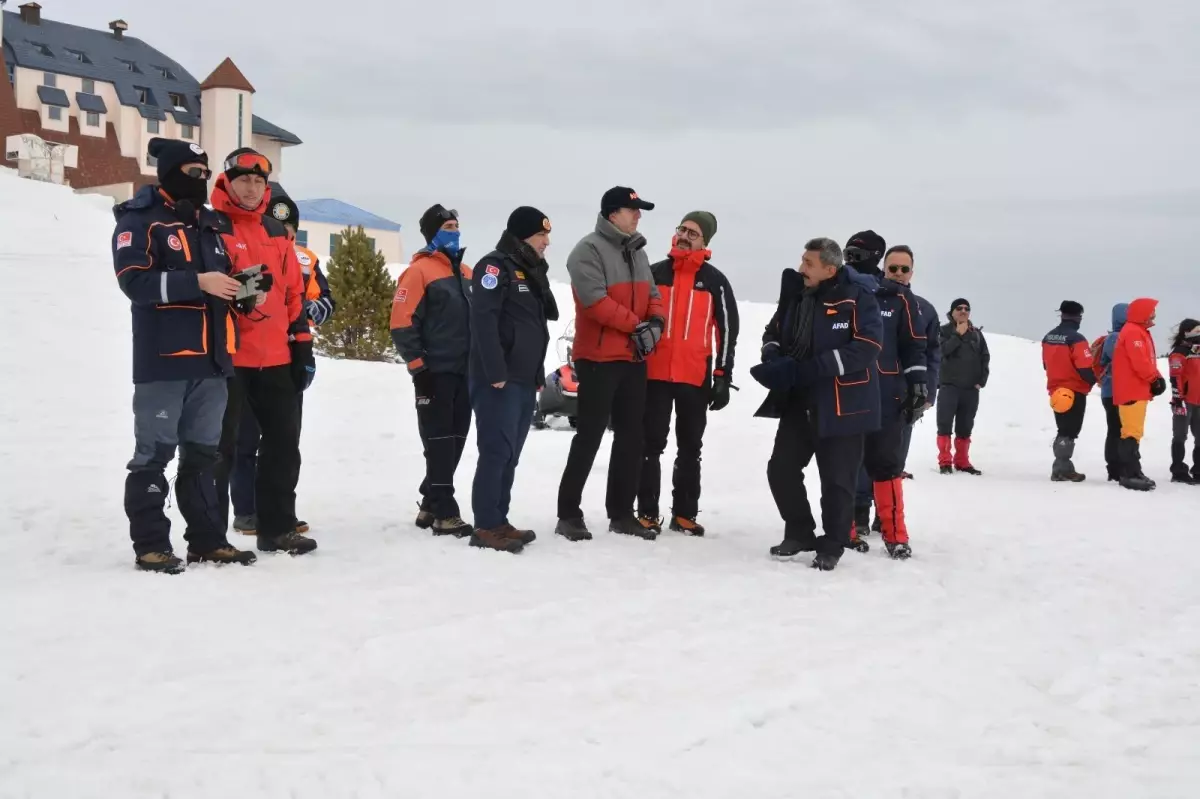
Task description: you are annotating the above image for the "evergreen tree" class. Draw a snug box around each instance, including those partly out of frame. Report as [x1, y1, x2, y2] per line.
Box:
[316, 225, 397, 362]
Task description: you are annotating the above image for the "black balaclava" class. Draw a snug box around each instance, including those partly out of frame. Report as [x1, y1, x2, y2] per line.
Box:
[150, 137, 210, 206]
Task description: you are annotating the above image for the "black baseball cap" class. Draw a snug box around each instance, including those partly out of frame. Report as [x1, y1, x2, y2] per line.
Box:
[601, 186, 655, 216]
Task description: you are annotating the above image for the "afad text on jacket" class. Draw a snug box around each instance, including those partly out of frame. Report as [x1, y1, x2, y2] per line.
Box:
[645, 246, 739, 387]
[112, 185, 238, 383]
[1042, 317, 1096, 395]
[209, 175, 311, 368]
[754, 266, 884, 438]
[390, 248, 474, 375]
[1112, 298, 1162, 405]
[565, 214, 665, 363]
[845, 267, 927, 418]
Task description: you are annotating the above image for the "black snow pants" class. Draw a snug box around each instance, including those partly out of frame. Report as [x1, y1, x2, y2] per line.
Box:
[416, 371, 472, 520]
[638, 379, 709, 520]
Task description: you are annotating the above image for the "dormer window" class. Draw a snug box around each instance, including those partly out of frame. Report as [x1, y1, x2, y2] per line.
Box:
[117, 58, 139, 73]
[168, 92, 188, 111]
[28, 41, 54, 57]
[155, 66, 176, 80]
[134, 86, 151, 104]
[64, 48, 90, 64]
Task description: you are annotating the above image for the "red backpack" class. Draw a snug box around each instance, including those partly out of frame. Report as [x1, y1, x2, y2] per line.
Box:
[1089, 335, 1108, 381]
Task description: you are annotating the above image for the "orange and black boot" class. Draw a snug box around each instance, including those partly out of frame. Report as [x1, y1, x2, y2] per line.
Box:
[669, 515, 705, 536]
[638, 514, 663, 536]
[873, 478, 912, 560]
[937, 435, 954, 474]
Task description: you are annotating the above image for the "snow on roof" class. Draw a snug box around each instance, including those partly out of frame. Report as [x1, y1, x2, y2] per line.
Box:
[295, 199, 401, 232]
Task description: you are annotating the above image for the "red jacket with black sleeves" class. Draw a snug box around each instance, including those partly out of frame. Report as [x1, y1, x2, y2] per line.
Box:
[564, 215, 665, 362]
[210, 176, 311, 368]
[1169, 343, 1200, 405]
[1112, 298, 1162, 405]
[644, 246, 739, 386]
[1042, 318, 1096, 395]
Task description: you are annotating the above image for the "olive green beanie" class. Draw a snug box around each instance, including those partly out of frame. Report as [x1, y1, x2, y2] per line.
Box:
[680, 210, 717, 245]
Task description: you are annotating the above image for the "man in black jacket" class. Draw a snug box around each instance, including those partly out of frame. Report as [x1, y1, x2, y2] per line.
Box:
[468, 207, 560, 553]
[112, 139, 259, 573]
[936, 299, 990, 474]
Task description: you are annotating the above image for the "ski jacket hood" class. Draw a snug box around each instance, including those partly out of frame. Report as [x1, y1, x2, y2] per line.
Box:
[1126, 298, 1158, 327]
[1111, 302, 1129, 330]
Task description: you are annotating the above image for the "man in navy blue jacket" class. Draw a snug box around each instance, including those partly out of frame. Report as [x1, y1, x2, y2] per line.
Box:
[750, 237, 883, 571]
[886, 246, 941, 473]
[468, 206, 560, 553]
[112, 138, 262, 573]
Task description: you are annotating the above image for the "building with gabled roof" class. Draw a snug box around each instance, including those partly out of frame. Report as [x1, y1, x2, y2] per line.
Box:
[0, 1, 301, 201]
[293, 198, 405, 265]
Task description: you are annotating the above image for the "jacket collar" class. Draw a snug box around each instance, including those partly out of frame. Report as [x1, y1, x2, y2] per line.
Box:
[594, 213, 647, 252]
[210, 173, 269, 223]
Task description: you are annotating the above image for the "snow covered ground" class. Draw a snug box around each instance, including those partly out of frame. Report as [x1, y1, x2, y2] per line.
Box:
[1, 172, 1198, 798]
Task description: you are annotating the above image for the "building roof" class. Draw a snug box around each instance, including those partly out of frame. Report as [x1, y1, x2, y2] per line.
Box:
[199, 57, 254, 93]
[36, 84, 67, 107]
[1, 9, 300, 144]
[295, 199, 402, 232]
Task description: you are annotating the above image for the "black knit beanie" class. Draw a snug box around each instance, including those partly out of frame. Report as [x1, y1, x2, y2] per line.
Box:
[506, 206, 551, 240]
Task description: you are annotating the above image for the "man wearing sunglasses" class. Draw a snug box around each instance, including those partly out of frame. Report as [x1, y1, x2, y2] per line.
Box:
[391, 204, 475, 538]
[210, 147, 318, 557]
[111, 138, 258, 573]
[842, 230, 927, 560]
[882, 246, 942, 478]
[636, 211, 739, 537]
[555, 186, 666, 542]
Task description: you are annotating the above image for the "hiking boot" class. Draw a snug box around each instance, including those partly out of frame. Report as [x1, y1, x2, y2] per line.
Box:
[295, 519, 310, 534]
[811, 551, 841, 571]
[610, 515, 658, 540]
[668, 515, 705, 536]
[955, 465, 983, 476]
[470, 527, 524, 553]
[1051, 471, 1086, 483]
[432, 516, 473, 538]
[1120, 473, 1156, 492]
[854, 505, 871, 538]
[901, 471, 914, 480]
[770, 538, 815, 558]
[886, 542, 912, 560]
[939, 465, 954, 475]
[555, 517, 592, 542]
[414, 502, 434, 530]
[136, 551, 184, 574]
[232, 514, 257, 535]
[187, 545, 257, 566]
[500, 523, 536, 545]
[257, 531, 318, 555]
[638, 515, 664, 535]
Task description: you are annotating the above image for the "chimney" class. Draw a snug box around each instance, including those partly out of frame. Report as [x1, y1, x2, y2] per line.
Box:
[18, 2, 41, 25]
[109, 19, 128, 40]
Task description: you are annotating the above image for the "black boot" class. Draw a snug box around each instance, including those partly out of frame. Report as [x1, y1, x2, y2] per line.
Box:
[610, 515, 658, 540]
[125, 469, 172, 558]
[853, 505, 871, 538]
[1051, 436, 1086, 482]
[136, 551, 185, 574]
[770, 537, 816, 558]
[555, 517, 592, 542]
[257, 531, 318, 555]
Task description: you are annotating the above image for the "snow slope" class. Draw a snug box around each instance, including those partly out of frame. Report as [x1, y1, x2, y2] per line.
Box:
[2, 173, 1198, 798]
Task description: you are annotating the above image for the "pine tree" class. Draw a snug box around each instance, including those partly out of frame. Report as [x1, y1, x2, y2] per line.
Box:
[316, 225, 397, 362]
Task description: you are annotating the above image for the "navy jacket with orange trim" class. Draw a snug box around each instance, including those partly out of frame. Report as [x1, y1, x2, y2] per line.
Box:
[112, 185, 238, 384]
[754, 266, 884, 438]
[848, 269, 928, 420]
[390, 249, 474, 375]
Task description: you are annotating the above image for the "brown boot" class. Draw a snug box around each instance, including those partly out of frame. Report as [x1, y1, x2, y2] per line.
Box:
[501, 523, 536, 545]
[469, 526, 524, 553]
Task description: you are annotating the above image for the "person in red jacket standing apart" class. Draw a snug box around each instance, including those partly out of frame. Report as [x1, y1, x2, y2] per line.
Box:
[1167, 318, 1200, 483]
[555, 186, 666, 542]
[636, 211, 739, 537]
[211, 148, 318, 556]
[1041, 300, 1096, 482]
[1112, 297, 1167, 491]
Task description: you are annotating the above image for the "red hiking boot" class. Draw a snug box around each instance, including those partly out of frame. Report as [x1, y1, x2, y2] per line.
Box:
[937, 435, 953, 474]
[873, 478, 912, 559]
[954, 437, 982, 475]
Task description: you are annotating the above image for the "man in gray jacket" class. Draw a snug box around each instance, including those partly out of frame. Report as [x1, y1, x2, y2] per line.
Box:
[555, 186, 667, 542]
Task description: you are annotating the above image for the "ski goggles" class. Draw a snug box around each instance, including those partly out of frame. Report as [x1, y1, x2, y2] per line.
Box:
[434, 207, 458, 222]
[843, 246, 875, 264]
[223, 151, 272, 177]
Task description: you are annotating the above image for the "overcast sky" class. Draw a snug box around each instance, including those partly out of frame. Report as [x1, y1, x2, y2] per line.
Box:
[46, 0, 1200, 341]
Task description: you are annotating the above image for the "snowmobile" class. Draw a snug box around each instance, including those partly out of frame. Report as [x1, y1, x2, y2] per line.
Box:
[533, 321, 580, 429]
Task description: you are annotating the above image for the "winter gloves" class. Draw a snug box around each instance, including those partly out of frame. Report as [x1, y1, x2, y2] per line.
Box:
[290, 340, 315, 391]
[709, 375, 732, 411]
[1172, 398, 1187, 416]
[231, 264, 273, 315]
[750, 357, 819, 390]
[631, 318, 665, 359]
[306, 296, 333, 326]
[903, 383, 929, 423]
[1151, 376, 1167, 397]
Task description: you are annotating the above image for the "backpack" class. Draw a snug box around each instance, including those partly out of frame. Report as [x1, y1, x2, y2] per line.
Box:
[1090, 335, 1108, 381]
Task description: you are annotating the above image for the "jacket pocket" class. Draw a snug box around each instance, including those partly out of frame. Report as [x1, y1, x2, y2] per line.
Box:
[834, 369, 872, 416]
[155, 304, 207, 357]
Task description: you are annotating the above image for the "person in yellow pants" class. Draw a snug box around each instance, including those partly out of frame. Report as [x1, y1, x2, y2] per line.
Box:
[1111, 298, 1166, 491]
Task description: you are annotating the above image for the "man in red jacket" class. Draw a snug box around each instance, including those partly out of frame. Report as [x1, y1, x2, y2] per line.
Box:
[555, 187, 666, 541]
[1112, 297, 1166, 491]
[211, 148, 317, 555]
[1041, 300, 1096, 482]
[636, 211, 739, 536]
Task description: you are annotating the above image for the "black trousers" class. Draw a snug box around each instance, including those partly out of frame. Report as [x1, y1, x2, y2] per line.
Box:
[1171, 403, 1200, 476]
[416, 372, 471, 519]
[767, 401, 863, 557]
[1054, 393, 1088, 439]
[1102, 396, 1122, 477]
[215, 366, 301, 538]
[856, 417, 905, 509]
[230, 391, 305, 518]
[935, 385, 980, 438]
[557, 359, 647, 520]
[638, 380, 709, 519]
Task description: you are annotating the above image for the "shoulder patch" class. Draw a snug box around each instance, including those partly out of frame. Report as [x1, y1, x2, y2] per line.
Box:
[394, 287, 408, 303]
[167, 234, 182, 251]
[295, 250, 312, 267]
[116, 231, 133, 249]
[485, 264, 500, 276]
[271, 202, 291, 221]
[189, 143, 205, 155]
[481, 273, 498, 290]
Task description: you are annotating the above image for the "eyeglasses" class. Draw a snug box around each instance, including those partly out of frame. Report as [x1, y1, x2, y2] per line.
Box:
[954, 305, 970, 312]
[887, 264, 911, 274]
[844, 246, 874, 264]
[675, 225, 702, 242]
[183, 166, 212, 179]
[224, 151, 272, 177]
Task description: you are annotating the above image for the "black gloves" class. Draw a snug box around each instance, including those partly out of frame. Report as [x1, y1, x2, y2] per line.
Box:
[231, 264, 272, 315]
[631, 318, 665, 359]
[708, 375, 734, 411]
[289, 340, 315, 391]
[1151, 376, 1167, 397]
[903, 383, 929, 423]
[412, 369, 436, 401]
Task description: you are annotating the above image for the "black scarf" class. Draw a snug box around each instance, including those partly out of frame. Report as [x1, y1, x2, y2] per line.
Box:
[496, 232, 559, 321]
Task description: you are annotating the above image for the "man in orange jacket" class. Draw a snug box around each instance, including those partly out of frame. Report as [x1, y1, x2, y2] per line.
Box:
[1042, 300, 1096, 482]
[636, 211, 738, 537]
[1112, 297, 1166, 491]
[227, 193, 335, 536]
[211, 148, 318, 556]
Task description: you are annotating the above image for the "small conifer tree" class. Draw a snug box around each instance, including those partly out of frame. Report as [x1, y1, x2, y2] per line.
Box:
[316, 225, 397, 362]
